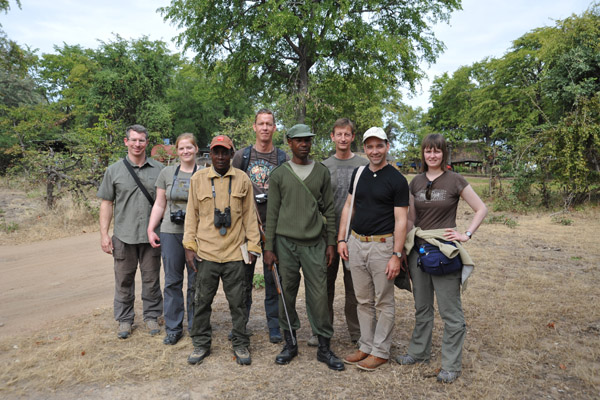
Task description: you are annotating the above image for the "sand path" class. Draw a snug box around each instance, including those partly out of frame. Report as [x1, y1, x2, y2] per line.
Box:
[0, 232, 114, 337]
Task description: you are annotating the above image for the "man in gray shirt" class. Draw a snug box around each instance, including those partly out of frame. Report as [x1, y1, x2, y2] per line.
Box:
[321, 118, 368, 345]
[97, 124, 164, 339]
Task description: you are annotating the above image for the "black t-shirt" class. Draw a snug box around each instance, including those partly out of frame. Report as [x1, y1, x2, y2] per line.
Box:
[349, 164, 409, 235]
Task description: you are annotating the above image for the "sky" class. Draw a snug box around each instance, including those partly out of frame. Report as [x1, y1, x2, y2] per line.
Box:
[1, 0, 595, 110]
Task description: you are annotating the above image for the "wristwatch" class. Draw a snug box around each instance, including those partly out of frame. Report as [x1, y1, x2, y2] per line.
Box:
[465, 231, 472, 239]
[392, 252, 403, 257]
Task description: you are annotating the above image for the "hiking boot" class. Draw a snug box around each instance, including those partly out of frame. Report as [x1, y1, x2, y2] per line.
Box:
[343, 349, 369, 365]
[234, 347, 252, 365]
[396, 353, 423, 365]
[269, 328, 283, 343]
[357, 355, 388, 371]
[146, 319, 161, 336]
[187, 347, 210, 365]
[307, 334, 318, 347]
[316, 335, 345, 371]
[163, 332, 182, 345]
[275, 330, 298, 365]
[117, 322, 132, 339]
[437, 369, 461, 383]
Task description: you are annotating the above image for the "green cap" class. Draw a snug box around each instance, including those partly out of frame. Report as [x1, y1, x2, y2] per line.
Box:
[286, 124, 315, 139]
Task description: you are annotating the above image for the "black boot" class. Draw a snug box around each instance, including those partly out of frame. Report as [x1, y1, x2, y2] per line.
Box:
[316, 335, 345, 371]
[275, 330, 298, 365]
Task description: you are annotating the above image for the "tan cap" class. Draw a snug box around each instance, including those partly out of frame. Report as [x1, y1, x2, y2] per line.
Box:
[210, 135, 234, 150]
[362, 127, 388, 142]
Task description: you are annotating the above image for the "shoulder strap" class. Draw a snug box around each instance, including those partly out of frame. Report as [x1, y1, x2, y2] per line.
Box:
[344, 165, 366, 241]
[282, 162, 320, 209]
[240, 145, 252, 172]
[276, 148, 287, 165]
[122, 158, 154, 206]
[168, 164, 197, 215]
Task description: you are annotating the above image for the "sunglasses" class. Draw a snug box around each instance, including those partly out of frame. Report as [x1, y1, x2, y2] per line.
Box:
[426, 181, 433, 200]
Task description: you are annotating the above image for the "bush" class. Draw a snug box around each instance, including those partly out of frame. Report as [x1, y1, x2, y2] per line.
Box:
[485, 214, 518, 228]
[253, 273, 265, 289]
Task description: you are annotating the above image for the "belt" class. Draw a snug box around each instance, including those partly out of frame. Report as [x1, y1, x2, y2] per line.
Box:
[351, 230, 393, 243]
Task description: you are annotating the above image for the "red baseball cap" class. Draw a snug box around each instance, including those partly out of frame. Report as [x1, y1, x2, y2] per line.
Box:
[210, 135, 234, 150]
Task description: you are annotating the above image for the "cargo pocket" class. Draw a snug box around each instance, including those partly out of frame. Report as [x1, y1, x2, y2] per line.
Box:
[112, 236, 126, 260]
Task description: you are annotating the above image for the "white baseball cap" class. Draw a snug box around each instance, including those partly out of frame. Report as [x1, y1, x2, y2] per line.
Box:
[362, 127, 388, 142]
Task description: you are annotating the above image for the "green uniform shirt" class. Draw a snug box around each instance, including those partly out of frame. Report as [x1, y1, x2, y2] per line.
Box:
[264, 161, 336, 251]
[97, 155, 164, 244]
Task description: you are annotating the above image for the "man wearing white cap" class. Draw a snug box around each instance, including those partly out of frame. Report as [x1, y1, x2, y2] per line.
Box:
[337, 127, 409, 371]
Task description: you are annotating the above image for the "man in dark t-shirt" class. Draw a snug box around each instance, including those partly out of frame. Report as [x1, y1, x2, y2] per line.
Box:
[232, 108, 288, 344]
[337, 127, 409, 371]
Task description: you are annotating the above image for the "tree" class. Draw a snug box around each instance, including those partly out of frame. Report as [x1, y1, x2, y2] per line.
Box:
[160, 0, 461, 123]
[544, 94, 600, 207]
[38, 36, 180, 136]
[423, 3, 600, 207]
[88, 36, 180, 135]
[167, 60, 255, 147]
[0, 0, 20, 17]
[0, 34, 43, 107]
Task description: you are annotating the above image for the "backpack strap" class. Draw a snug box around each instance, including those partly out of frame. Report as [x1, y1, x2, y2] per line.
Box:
[240, 145, 252, 172]
[122, 158, 154, 206]
[276, 148, 287, 166]
[344, 165, 366, 241]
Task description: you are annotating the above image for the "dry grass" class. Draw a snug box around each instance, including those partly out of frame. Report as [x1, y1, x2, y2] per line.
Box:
[1, 179, 599, 399]
[0, 177, 98, 245]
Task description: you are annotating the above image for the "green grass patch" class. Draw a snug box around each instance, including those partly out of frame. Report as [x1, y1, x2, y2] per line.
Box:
[0, 221, 19, 233]
[253, 273, 265, 289]
[552, 216, 574, 226]
[486, 214, 518, 228]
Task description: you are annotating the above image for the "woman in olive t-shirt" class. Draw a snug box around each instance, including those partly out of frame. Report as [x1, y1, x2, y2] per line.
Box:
[147, 133, 203, 345]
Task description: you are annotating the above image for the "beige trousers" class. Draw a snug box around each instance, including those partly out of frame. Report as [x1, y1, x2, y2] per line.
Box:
[347, 235, 395, 359]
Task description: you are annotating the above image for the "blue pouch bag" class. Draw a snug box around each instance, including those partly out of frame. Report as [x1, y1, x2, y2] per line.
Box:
[417, 241, 463, 275]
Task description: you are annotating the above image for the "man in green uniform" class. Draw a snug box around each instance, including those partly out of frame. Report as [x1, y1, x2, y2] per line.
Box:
[263, 124, 345, 371]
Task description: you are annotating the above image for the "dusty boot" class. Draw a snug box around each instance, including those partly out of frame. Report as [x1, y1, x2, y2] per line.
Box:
[275, 330, 298, 365]
[316, 335, 345, 371]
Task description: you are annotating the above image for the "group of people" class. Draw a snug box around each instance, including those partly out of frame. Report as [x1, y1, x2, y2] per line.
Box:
[97, 110, 487, 383]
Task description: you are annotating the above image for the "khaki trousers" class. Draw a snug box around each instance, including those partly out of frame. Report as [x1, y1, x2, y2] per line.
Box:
[347, 235, 395, 359]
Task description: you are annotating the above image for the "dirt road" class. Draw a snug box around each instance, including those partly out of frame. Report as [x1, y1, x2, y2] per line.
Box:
[0, 232, 114, 337]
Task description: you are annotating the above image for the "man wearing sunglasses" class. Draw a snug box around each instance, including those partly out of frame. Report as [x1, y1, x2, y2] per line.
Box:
[337, 127, 409, 371]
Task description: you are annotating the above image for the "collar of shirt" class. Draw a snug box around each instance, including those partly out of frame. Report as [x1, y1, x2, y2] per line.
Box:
[125, 154, 152, 168]
[208, 165, 235, 179]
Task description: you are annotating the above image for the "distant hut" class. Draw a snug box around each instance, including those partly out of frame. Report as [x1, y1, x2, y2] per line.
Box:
[448, 140, 486, 173]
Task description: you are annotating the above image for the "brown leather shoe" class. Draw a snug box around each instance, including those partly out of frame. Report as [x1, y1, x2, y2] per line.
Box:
[357, 355, 388, 371]
[343, 350, 369, 365]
